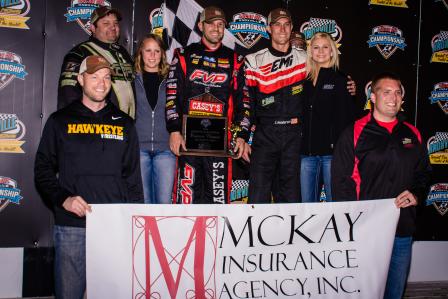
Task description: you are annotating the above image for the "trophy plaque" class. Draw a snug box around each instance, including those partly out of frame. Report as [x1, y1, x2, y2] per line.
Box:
[181, 115, 236, 157]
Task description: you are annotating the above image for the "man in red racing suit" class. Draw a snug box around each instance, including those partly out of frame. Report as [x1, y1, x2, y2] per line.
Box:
[166, 6, 250, 204]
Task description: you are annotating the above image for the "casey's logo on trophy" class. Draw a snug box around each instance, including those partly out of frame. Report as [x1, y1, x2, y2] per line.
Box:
[182, 93, 237, 157]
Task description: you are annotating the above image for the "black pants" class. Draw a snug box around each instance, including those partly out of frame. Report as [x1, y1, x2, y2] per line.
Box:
[248, 124, 302, 203]
[173, 155, 231, 204]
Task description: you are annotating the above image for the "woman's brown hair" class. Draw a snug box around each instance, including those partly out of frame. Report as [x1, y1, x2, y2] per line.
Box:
[134, 33, 169, 77]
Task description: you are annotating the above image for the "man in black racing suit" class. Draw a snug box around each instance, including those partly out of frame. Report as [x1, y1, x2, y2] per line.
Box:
[166, 6, 250, 204]
[243, 8, 307, 203]
[58, 6, 135, 118]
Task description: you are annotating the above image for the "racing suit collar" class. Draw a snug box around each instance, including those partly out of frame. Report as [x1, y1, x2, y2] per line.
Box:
[200, 37, 223, 52]
[89, 36, 121, 51]
[268, 44, 292, 57]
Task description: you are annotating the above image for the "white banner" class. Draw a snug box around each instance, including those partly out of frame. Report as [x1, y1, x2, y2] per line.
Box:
[87, 199, 399, 299]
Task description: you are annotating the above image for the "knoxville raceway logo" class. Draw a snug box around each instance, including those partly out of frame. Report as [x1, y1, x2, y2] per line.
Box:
[427, 132, 448, 165]
[300, 17, 343, 51]
[0, 0, 30, 29]
[0, 113, 26, 153]
[431, 31, 448, 63]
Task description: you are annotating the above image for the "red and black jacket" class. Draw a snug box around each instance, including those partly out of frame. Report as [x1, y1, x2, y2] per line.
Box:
[332, 113, 431, 236]
[165, 41, 250, 139]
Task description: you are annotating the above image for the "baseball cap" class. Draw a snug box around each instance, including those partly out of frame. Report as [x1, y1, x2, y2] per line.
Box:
[199, 6, 226, 24]
[90, 6, 122, 25]
[78, 55, 113, 75]
[267, 8, 292, 24]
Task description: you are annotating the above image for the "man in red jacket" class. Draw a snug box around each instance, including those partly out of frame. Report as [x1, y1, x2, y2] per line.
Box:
[332, 72, 431, 299]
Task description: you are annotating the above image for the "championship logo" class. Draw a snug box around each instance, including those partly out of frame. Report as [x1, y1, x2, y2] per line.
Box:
[430, 31, 448, 63]
[229, 12, 268, 49]
[429, 82, 448, 114]
[368, 0, 408, 8]
[149, 5, 163, 38]
[132, 215, 218, 297]
[65, 0, 111, 35]
[427, 132, 448, 165]
[300, 17, 343, 51]
[0, 113, 26, 153]
[0, 0, 30, 29]
[364, 80, 405, 110]
[367, 25, 407, 59]
[426, 183, 448, 216]
[0, 176, 23, 212]
[0, 50, 28, 91]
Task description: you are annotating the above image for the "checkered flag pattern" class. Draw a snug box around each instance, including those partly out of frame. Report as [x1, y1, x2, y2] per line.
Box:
[309, 17, 335, 29]
[438, 31, 448, 40]
[434, 132, 448, 143]
[231, 179, 249, 192]
[0, 114, 17, 133]
[163, 0, 245, 61]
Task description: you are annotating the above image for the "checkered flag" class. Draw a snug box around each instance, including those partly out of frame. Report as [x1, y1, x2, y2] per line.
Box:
[434, 132, 448, 143]
[309, 17, 336, 31]
[163, 0, 245, 61]
[438, 31, 448, 40]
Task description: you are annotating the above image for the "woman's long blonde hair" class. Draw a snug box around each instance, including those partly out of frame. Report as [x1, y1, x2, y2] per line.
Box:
[134, 34, 169, 77]
[306, 32, 339, 82]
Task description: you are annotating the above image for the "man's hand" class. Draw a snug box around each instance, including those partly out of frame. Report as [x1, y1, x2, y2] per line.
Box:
[242, 143, 252, 162]
[395, 190, 418, 208]
[62, 196, 92, 217]
[347, 75, 356, 96]
[169, 131, 186, 156]
[233, 137, 246, 159]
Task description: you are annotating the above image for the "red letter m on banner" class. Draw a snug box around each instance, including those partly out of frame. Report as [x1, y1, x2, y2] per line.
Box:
[137, 216, 217, 299]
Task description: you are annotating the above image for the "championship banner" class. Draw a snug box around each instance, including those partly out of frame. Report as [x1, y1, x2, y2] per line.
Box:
[87, 199, 399, 299]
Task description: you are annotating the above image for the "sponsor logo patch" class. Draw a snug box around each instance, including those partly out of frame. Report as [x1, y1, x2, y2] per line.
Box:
[179, 163, 194, 204]
[0, 113, 26, 153]
[229, 12, 268, 49]
[367, 25, 407, 59]
[261, 96, 274, 107]
[431, 31, 448, 63]
[427, 132, 448, 165]
[212, 161, 225, 204]
[67, 123, 124, 140]
[188, 93, 224, 116]
[0, 50, 28, 90]
[0, 176, 23, 212]
[426, 183, 448, 216]
[292, 84, 303, 95]
[429, 82, 448, 114]
[0, 0, 31, 29]
[368, 0, 408, 8]
[189, 69, 228, 87]
[65, 0, 111, 35]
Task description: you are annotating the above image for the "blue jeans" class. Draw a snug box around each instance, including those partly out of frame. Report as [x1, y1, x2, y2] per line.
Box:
[54, 225, 86, 299]
[140, 149, 176, 204]
[300, 155, 332, 202]
[384, 236, 413, 299]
